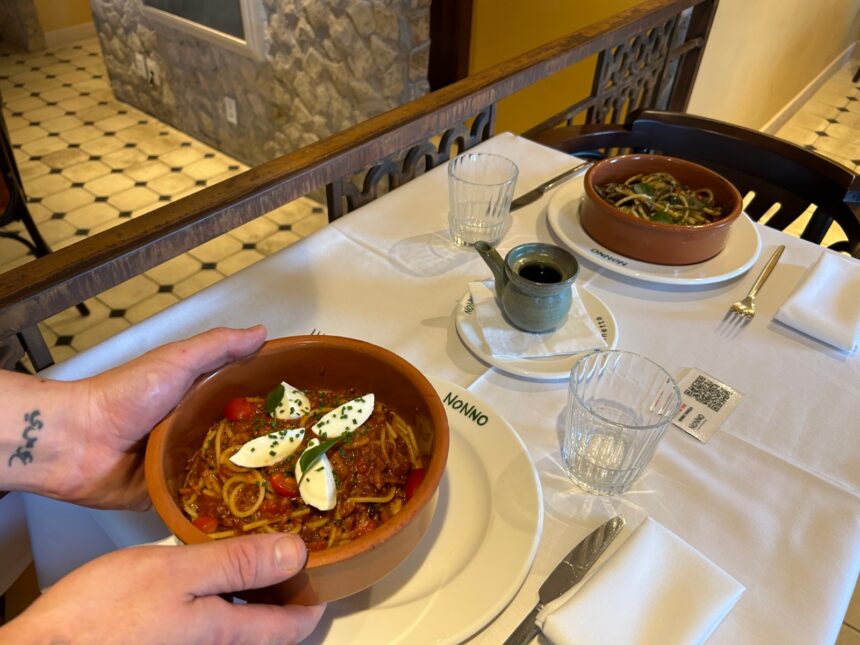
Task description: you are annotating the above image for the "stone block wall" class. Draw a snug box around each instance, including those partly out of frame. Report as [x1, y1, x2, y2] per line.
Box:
[0, 0, 46, 52]
[89, 0, 432, 167]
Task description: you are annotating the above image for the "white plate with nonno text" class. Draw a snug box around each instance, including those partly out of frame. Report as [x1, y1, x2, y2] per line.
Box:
[304, 378, 543, 644]
[546, 179, 762, 286]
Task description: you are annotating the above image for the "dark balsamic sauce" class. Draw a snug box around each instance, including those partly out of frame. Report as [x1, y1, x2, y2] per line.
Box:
[518, 262, 563, 283]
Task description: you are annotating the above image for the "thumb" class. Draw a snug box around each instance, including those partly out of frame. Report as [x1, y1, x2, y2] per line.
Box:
[164, 325, 268, 377]
[174, 533, 308, 597]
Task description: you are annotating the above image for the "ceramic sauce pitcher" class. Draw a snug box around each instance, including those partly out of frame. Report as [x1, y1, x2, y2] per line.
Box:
[475, 241, 579, 333]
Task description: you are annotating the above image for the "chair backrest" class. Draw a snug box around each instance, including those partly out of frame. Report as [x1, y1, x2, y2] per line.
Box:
[529, 110, 860, 257]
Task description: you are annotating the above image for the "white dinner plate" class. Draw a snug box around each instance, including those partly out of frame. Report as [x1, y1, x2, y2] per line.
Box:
[546, 178, 762, 286]
[455, 287, 618, 381]
[305, 378, 543, 644]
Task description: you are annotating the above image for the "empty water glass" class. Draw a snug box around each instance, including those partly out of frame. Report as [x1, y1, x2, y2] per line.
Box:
[448, 152, 518, 247]
[562, 350, 680, 495]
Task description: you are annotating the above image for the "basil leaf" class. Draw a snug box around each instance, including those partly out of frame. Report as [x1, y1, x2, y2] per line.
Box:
[633, 182, 654, 197]
[298, 437, 341, 483]
[650, 211, 674, 224]
[264, 384, 285, 414]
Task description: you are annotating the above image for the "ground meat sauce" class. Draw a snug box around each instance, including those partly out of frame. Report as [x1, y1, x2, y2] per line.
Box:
[178, 388, 424, 551]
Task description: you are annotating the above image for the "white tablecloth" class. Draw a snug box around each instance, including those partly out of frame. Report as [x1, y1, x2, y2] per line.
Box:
[25, 134, 860, 644]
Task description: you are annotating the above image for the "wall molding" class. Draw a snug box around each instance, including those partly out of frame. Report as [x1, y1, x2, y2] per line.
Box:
[44, 21, 96, 48]
[761, 42, 857, 134]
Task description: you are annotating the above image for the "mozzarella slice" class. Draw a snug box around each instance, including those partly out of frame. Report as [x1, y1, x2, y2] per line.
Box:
[229, 428, 305, 468]
[272, 382, 310, 420]
[311, 393, 375, 439]
[296, 438, 337, 511]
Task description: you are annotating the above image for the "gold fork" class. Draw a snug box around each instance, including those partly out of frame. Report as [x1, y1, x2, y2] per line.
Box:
[729, 245, 785, 321]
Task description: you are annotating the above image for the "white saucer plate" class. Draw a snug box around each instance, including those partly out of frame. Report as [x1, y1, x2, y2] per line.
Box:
[455, 287, 619, 381]
[305, 378, 543, 645]
[546, 179, 763, 286]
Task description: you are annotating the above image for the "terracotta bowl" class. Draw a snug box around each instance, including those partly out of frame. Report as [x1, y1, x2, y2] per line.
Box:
[581, 154, 743, 265]
[145, 335, 449, 605]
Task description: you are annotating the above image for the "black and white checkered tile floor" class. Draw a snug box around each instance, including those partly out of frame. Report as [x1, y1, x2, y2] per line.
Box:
[0, 37, 326, 364]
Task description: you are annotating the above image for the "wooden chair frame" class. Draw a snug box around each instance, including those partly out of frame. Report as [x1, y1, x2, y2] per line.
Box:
[0, 0, 718, 370]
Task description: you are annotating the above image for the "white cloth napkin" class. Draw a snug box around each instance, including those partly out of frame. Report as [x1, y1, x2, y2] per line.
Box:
[537, 518, 745, 645]
[774, 251, 860, 352]
[468, 280, 607, 358]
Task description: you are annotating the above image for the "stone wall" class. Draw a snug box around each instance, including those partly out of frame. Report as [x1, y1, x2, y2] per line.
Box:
[0, 0, 46, 52]
[89, 0, 431, 167]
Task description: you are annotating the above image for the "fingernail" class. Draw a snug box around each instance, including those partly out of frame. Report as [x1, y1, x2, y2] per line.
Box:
[274, 536, 304, 572]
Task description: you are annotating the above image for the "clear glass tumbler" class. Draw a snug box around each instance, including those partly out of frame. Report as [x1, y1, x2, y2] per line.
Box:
[448, 152, 518, 247]
[562, 350, 680, 495]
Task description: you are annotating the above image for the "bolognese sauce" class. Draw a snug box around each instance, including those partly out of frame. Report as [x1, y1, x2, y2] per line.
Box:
[177, 386, 426, 551]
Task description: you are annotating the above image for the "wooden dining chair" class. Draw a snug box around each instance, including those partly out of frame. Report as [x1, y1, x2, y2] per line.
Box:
[528, 110, 860, 258]
[0, 98, 92, 371]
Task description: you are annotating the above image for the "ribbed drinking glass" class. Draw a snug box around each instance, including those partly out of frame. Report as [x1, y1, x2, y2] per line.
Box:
[447, 152, 518, 247]
[562, 350, 680, 495]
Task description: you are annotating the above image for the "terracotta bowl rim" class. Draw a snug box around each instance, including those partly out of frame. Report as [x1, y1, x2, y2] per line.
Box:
[583, 153, 743, 232]
[145, 335, 450, 570]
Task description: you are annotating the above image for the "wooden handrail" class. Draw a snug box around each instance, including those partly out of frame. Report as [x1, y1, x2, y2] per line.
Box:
[0, 0, 711, 341]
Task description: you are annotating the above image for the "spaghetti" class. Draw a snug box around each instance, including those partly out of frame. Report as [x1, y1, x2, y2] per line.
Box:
[177, 387, 426, 551]
[595, 172, 726, 226]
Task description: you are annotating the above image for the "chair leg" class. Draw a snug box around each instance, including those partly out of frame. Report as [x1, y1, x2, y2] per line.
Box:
[17, 200, 52, 257]
[18, 326, 54, 372]
[15, 199, 89, 316]
[854, 66, 860, 83]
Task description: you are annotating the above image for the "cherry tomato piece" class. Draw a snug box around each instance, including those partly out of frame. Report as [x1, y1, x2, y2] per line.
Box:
[223, 397, 255, 421]
[405, 468, 426, 501]
[271, 472, 299, 498]
[192, 516, 219, 533]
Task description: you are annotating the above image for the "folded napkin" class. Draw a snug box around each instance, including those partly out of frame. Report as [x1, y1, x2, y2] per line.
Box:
[537, 518, 745, 645]
[774, 251, 860, 352]
[468, 280, 607, 358]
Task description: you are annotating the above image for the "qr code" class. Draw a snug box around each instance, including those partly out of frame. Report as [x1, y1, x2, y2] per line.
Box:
[684, 375, 732, 412]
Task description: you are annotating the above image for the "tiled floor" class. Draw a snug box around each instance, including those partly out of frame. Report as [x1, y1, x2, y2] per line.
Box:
[0, 37, 327, 365]
[775, 53, 859, 249]
[1, 36, 860, 639]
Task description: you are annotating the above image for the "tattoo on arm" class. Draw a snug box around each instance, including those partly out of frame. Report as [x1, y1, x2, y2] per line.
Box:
[8, 410, 43, 467]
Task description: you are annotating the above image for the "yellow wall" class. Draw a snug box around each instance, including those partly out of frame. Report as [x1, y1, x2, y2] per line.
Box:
[469, 0, 642, 134]
[33, 0, 92, 33]
[470, 0, 860, 133]
[688, 0, 860, 128]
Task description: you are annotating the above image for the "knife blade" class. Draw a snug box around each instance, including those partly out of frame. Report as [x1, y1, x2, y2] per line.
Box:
[509, 161, 593, 211]
[503, 515, 625, 645]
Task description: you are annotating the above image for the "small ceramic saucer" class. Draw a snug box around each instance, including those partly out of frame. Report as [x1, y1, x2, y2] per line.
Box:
[455, 286, 618, 380]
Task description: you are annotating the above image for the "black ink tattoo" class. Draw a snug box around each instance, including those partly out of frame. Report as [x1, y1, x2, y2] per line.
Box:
[8, 410, 43, 467]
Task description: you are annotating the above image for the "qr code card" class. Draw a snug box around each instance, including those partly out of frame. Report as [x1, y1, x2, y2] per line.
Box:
[672, 368, 743, 443]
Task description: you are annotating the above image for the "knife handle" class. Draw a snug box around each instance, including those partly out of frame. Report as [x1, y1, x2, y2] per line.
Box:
[537, 161, 592, 194]
[502, 605, 541, 645]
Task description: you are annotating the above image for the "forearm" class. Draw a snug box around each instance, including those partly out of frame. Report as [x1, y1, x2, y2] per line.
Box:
[0, 370, 85, 499]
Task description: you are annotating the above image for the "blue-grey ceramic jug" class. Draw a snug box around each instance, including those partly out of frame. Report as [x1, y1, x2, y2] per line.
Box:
[475, 241, 579, 333]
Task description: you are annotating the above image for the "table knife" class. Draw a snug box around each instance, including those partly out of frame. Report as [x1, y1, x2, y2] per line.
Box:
[509, 161, 593, 211]
[503, 515, 625, 645]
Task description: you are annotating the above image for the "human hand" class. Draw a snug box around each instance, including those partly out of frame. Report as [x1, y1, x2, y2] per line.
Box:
[67, 325, 268, 510]
[0, 533, 325, 644]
